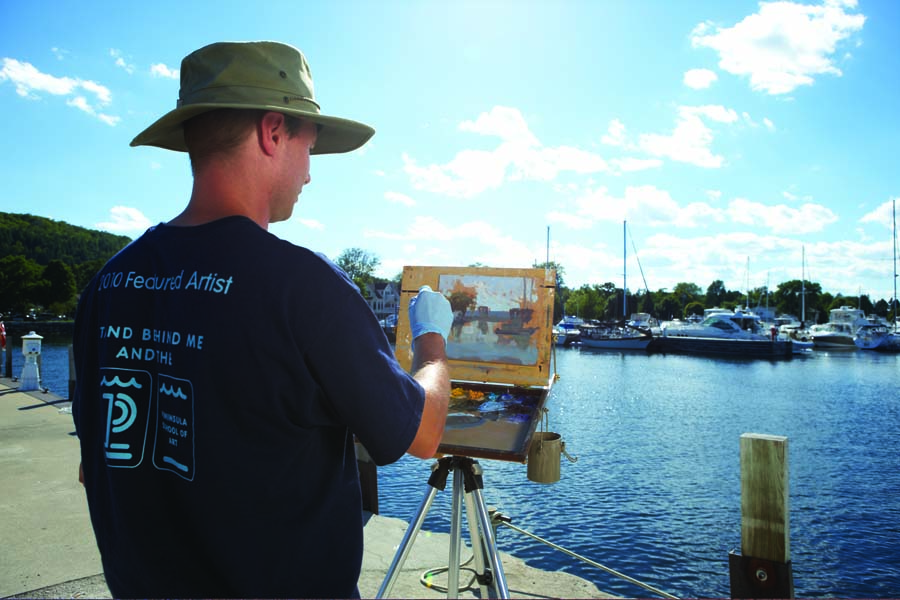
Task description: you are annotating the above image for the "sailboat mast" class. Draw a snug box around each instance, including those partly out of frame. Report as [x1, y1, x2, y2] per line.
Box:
[894, 199, 897, 329]
[546, 225, 550, 265]
[801, 246, 806, 327]
[623, 220, 627, 319]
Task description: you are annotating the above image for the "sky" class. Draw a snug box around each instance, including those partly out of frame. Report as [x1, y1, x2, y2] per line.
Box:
[2, 0, 898, 303]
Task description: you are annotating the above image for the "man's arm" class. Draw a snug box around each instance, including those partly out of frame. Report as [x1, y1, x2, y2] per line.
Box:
[406, 332, 450, 459]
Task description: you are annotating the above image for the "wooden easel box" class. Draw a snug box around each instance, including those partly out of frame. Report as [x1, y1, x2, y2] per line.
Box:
[395, 266, 556, 463]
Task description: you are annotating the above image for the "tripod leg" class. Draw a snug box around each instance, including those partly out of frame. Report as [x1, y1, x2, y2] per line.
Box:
[463, 490, 491, 598]
[447, 465, 465, 598]
[376, 483, 440, 598]
[470, 487, 510, 598]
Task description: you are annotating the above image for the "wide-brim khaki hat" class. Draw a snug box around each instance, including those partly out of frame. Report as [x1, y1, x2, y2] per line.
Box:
[130, 41, 374, 155]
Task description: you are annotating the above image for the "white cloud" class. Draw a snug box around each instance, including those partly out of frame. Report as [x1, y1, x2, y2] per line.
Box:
[150, 63, 179, 79]
[569, 185, 721, 229]
[638, 105, 737, 168]
[403, 106, 608, 198]
[692, 104, 740, 123]
[459, 106, 539, 146]
[601, 119, 627, 146]
[551, 184, 836, 235]
[0, 57, 118, 125]
[365, 216, 540, 270]
[296, 218, 324, 230]
[95, 206, 151, 233]
[385, 191, 416, 207]
[110, 49, 135, 74]
[610, 157, 664, 173]
[684, 68, 718, 89]
[726, 197, 838, 233]
[763, 117, 776, 131]
[546, 211, 594, 230]
[691, 0, 866, 95]
[860, 198, 898, 229]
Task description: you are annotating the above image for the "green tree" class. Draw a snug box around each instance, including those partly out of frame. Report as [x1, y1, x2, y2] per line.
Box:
[655, 293, 681, 321]
[335, 248, 380, 297]
[638, 290, 655, 314]
[859, 294, 874, 316]
[773, 279, 822, 324]
[705, 279, 727, 308]
[672, 282, 701, 316]
[565, 285, 608, 320]
[0, 255, 44, 313]
[533, 260, 567, 322]
[816, 292, 834, 323]
[684, 301, 705, 319]
[40, 260, 76, 308]
[73, 259, 108, 292]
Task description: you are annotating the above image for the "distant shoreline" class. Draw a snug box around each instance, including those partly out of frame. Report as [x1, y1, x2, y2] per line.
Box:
[3, 320, 74, 342]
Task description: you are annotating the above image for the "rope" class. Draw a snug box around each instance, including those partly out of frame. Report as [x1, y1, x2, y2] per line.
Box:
[418, 554, 479, 593]
[496, 518, 679, 600]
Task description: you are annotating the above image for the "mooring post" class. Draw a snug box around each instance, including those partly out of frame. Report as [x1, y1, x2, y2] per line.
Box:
[4, 342, 11, 378]
[68, 344, 76, 400]
[729, 433, 794, 598]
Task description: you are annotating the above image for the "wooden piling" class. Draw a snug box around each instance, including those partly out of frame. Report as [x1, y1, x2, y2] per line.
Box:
[729, 433, 794, 598]
[741, 433, 789, 562]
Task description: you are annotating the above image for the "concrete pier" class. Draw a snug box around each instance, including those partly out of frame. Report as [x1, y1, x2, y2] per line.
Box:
[0, 379, 611, 599]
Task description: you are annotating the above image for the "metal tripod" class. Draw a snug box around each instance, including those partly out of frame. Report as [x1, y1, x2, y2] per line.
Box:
[376, 456, 510, 599]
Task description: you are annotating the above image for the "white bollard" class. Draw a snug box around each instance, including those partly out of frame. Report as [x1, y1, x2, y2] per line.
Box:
[20, 331, 43, 391]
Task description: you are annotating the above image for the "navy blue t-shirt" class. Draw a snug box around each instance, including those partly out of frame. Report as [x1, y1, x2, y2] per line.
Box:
[72, 217, 424, 598]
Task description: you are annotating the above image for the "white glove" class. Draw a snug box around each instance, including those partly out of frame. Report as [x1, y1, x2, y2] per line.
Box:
[408, 285, 452, 350]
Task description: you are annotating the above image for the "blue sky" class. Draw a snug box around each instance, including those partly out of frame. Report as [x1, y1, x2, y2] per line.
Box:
[2, 0, 898, 302]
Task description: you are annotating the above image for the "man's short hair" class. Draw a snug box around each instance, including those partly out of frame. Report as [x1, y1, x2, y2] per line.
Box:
[183, 109, 306, 173]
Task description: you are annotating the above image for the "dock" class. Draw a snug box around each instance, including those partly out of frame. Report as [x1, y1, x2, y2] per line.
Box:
[0, 378, 612, 599]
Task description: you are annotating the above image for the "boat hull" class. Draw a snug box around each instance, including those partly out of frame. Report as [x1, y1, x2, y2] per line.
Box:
[581, 337, 651, 350]
[810, 335, 856, 348]
[648, 336, 793, 359]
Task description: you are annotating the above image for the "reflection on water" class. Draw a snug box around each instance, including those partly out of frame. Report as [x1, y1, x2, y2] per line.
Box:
[26, 340, 900, 597]
[379, 348, 900, 598]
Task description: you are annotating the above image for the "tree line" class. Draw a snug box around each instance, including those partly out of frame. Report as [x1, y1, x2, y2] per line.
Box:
[2, 214, 895, 327]
[539, 262, 897, 326]
[335, 250, 899, 325]
[1, 213, 131, 318]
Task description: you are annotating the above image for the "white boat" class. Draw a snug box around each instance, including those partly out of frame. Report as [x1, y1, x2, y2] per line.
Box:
[854, 323, 900, 352]
[579, 221, 655, 351]
[661, 309, 769, 340]
[809, 306, 870, 348]
[855, 199, 900, 353]
[579, 322, 652, 350]
[553, 316, 584, 346]
[652, 309, 794, 359]
[627, 312, 662, 335]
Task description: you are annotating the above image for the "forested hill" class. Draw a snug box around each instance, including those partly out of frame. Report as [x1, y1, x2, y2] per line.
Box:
[1, 212, 132, 316]
[0, 212, 131, 266]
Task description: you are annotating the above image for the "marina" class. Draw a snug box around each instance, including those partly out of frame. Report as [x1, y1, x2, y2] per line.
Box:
[7, 332, 900, 598]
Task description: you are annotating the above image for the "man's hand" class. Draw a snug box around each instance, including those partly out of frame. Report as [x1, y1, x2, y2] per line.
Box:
[408, 285, 452, 350]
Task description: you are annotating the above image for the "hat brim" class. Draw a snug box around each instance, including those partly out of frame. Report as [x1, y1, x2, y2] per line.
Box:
[130, 103, 375, 155]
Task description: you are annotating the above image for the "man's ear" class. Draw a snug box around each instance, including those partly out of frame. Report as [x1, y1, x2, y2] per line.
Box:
[258, 111, 287, 156]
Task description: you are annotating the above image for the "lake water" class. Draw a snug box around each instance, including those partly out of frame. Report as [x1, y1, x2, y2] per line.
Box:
[21, 339, 900, 597]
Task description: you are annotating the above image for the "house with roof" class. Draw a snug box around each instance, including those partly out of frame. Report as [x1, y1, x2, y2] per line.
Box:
[367, 281, 400, 321]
